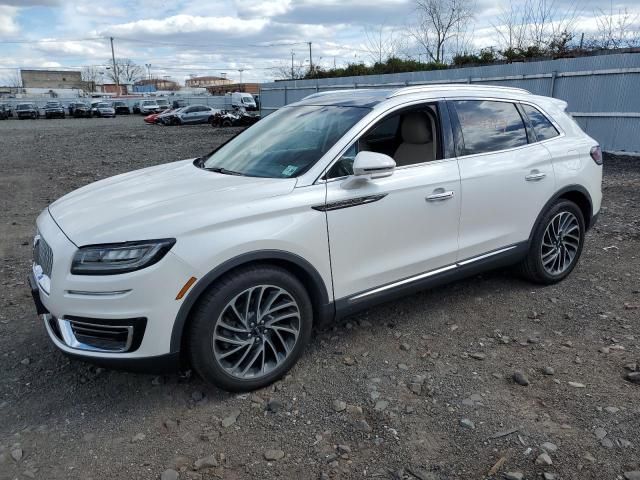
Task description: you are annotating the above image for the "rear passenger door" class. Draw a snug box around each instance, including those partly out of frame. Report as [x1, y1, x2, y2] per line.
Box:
[449, 99, 556, 261]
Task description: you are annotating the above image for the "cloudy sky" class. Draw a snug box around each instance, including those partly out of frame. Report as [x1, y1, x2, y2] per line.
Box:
[0, 0, 638, 85]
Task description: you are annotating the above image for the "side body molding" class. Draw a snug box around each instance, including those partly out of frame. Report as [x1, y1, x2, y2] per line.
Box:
[170, 250, 333, 353]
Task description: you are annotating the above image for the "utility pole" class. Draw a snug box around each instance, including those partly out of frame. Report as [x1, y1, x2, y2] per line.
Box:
[238, 68, 244, 84]
[145, 63, 151, 80]
[291, 51, 295, 79]
[109, 37, 120, 95]
[308, 41, 313, 75]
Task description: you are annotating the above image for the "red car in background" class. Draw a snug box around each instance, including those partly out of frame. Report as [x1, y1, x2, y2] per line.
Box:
[144, 108, 173, 124]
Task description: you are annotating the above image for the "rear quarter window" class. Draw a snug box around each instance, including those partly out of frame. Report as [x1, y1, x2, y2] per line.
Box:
[453, 100, 528, 155]
[522, 104, 560, 141]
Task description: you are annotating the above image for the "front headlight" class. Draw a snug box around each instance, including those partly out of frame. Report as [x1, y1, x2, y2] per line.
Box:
[71, 239, 176, 275]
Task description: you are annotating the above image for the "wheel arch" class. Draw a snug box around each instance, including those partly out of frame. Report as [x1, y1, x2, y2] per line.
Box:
[170, 250, 333, 354]
[529, 185, 594, 245]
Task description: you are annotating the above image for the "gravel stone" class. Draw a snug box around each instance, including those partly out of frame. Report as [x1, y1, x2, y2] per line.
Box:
[221, 409, 241, 427]
[535, 452, 553, 465]
[263, 449, 285, 461]
[374, 400, 389, 411]
[513, 371, 530, 386]
[160, 469, 179, 480]
[626, 372, 640, 384]
[542, 366, 555, 375]
[332, 400, 347, 412]
[540, 442, 558, 452]
[194, 454, 218, 470]
[10, 448, 23, 462]
[504, 473, 523, 480]
[624, 472, 640, 480]
[459, 418, 475, 429]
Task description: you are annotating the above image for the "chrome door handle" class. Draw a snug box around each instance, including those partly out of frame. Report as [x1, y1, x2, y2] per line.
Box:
[426, 190, 455, 202]
[525, 171, 546, 181]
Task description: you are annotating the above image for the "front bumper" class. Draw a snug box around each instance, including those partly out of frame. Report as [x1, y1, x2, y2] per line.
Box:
[31, 209, 197, 365]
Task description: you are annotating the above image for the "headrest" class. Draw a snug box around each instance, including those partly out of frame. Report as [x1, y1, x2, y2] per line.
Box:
[400, 112, 432, 144]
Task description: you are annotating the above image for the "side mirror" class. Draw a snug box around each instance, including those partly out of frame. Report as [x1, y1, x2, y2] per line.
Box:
[352, 151, 396, 179]
[341, 151, 395, 189]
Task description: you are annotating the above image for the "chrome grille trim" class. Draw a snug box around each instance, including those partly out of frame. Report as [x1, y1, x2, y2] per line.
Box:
[33, 233, 54, 277]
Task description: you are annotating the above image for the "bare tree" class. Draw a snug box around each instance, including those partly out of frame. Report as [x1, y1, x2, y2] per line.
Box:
[272, 59, 307, 80]
[363, 24, 405, 64]
[594, 5, 640, 49]
[81, 65, 101, 91]
[492, 0, 578, 52]
[105, 58, 144, 84]
[491, 1, 530, 51]
[409, 0, 475, 63]
[1, 69, 22, 88]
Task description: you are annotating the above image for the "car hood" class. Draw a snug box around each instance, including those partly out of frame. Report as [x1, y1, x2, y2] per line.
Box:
[48, 159, 297, 246]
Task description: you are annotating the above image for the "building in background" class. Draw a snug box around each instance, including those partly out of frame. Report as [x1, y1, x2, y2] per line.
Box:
[20, 69, 83, 89]
[185, 76, 233, 88]
[134, 78, 180, 92]
[206, 83, 260, 96]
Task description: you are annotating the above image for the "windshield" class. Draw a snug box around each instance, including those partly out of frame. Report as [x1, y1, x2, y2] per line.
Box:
[97, 103, 111, 108]
[157, 99, 168, 105]
[17, 104, 33, 109]
[203, 105, 369, 178]
[142, 101, 156, 106]
[46, 102, 61, 107]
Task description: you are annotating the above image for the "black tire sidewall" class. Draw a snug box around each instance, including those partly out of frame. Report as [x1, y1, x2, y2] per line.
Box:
[530, 200, 585, 283]
[189, 266, 313, 392]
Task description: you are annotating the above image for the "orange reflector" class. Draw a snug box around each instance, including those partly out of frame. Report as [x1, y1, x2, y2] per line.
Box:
[176, 276, 197, 300]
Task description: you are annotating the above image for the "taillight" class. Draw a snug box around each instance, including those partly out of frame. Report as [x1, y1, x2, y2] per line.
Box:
[590, 145, 603, 165]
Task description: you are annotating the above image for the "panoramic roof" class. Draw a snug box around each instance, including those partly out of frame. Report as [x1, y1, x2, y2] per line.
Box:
[293, 89, 394, 108]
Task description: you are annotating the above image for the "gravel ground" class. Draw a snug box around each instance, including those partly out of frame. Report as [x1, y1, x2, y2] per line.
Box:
[0, 116, 639, 480]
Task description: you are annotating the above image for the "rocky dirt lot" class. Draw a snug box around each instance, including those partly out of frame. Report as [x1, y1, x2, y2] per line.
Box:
[0, 116, 639, 480]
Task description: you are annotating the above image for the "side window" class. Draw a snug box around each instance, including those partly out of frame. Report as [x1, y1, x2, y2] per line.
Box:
[521, 104, 559, 141]
[454, 100, 528, 155]
[326, 104, 441, 179]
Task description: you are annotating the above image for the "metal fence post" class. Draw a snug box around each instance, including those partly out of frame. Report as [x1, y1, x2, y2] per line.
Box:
[550, 71, 557, 98]
[284, 86, 288, 105]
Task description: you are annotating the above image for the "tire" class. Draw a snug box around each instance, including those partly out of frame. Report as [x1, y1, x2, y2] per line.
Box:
[518, 199, 585, 284]
[221, 119, 233, 127]
[188, 265, 313, 392]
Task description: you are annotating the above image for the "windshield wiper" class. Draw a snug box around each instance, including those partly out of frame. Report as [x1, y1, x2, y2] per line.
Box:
[203, 166, 245, 176]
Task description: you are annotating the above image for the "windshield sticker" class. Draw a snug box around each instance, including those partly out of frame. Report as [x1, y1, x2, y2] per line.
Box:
[282, 165, 298, 177]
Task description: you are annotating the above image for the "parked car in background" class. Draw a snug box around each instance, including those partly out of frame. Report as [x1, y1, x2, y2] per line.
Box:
[172, 99, 187, 109]
[68, 102, 91, 118]
[16, 103, 39, 119]
[139, 100, 162, 115]
[157, 108, 184, 125]
[28, 85, 602, 392]
[91, 101, 115, 118]
[171, 105, 218, 125]
[144, 108, 171, 124]
[132, 101, 141, 114]
[112, 101, 130, 115]
[0, 103, 13, 117]
[0, 104, 9, 120]
[210, 108, 261, 128]
[44, 101, 66, 119]
[155, 98, 170, 110]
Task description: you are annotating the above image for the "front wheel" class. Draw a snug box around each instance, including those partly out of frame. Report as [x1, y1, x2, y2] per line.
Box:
[518, 200, 585, 284]
[188, 265, 313, 392]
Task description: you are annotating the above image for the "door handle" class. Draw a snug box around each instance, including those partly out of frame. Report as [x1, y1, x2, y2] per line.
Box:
[525, 171, 546, 181]
[426, 190, 455, 202]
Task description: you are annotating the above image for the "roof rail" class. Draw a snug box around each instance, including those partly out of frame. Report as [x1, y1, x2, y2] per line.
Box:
[389, 84, 531, 98]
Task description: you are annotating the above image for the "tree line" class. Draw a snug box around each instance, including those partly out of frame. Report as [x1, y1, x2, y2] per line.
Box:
[281, 0, 640, 80]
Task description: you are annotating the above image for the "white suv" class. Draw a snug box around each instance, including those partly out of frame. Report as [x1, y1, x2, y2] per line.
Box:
[30, 85, 602, 391]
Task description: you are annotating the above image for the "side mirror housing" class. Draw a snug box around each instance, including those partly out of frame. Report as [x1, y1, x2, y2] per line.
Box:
[341, 151, 396, 189]
[352, 151, 396, 179]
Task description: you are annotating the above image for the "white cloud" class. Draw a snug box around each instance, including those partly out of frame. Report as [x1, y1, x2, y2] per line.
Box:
[0, 5, 18, 36]
[233, 0, 292, 17]
[105, 14, 269, 37]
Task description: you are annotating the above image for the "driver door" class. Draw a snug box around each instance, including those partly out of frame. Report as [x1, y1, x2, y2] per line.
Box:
[324, 103, 461, 303]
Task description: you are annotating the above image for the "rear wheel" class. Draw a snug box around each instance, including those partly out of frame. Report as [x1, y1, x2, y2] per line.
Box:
[519, 199, 585, 284]
[188, 265, 313, 392]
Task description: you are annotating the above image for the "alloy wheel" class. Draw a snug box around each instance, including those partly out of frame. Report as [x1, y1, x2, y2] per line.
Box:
[212, 285, 301, 379]
[540, 211, 581, 275]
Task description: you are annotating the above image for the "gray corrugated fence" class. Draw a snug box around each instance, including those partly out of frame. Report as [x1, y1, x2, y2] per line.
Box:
[259, 52, 640, 152]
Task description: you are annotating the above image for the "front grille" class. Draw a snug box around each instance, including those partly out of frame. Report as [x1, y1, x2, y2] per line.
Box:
[34, 234, 54, 277]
